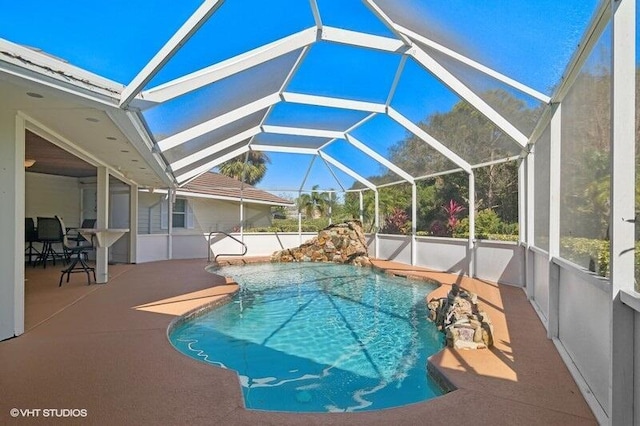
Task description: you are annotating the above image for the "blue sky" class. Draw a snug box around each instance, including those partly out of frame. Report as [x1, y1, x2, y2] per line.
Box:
[0, 0, 600, 192]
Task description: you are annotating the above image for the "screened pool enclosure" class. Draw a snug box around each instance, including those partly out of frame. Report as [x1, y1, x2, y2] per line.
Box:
[0, 0, 639, 424]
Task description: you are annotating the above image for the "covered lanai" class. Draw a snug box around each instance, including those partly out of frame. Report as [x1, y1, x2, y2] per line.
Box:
[0, 1, 638, 424]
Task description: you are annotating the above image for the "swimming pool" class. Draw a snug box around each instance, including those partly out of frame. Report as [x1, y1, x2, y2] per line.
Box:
[169, 263, 445, 412]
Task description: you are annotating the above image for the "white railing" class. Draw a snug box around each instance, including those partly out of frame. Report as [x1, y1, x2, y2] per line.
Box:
[207, 231, 247, 262]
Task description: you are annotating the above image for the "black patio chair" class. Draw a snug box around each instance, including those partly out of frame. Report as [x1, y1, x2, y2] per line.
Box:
[66, 218, 96, 260]
[57, 216, 95, 286]
[24, 218, 40, 266]
[34, 217, 67, 268]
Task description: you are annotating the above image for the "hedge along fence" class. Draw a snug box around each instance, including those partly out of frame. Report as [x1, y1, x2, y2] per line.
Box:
[559, 238, 640, 279]
[249, 218, 638, 280]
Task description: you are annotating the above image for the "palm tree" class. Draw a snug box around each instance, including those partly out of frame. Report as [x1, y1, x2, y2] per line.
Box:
[217, 151, 270, 185]
[297, 185, 330, 218]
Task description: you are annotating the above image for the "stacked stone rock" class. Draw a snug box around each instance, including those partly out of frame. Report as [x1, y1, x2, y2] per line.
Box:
[270, 221, 370, 266]
[427, 284, 494, 350]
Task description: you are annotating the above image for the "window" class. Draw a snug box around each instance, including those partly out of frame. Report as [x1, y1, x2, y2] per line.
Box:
[160, 197, 193, 230]
[173, 198, 186, 228]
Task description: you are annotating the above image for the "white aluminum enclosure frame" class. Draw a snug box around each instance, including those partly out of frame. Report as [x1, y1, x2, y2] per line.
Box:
[2, 1, 638, 423]
[120, 0, 542, 278]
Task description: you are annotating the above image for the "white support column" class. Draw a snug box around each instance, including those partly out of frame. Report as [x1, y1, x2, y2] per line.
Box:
[13, 115, 25, 336]
[525, 148, 536, 299]
[0, 111, 25, 340]
[411, 183, 417, 266]
[609, 0, 636, 423]
[468, 171, 476, 277]
[548, 103, 562, 339]
[298, 212, 302, 245]
[328, 192, 333, 225]
[96, 166, 110, 283]
[517, 155, 529, 295]
[240, 199, 245, 241]
[374, 190, 380, 259]
[518, 158, 527, 245]
[168, 189, 174, 260]
[359, 191, 364, 223]
[129, 184, 138, 263]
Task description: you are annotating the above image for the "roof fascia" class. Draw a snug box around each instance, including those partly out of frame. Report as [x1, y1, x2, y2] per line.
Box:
[0, 39, 122, 107]
[109, 110, 176, 186]
[120, 0, 226, 108]
[173, 190, 294, 207]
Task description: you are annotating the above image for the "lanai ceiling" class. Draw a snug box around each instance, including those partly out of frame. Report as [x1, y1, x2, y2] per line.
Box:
[0, 0, 602, 192]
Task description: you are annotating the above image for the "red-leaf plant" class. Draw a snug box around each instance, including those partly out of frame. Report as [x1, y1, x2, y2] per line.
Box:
[442, 199, 466, 233]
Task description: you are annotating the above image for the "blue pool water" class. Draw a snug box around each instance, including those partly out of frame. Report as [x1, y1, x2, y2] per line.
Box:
[169, 263, 445, 412]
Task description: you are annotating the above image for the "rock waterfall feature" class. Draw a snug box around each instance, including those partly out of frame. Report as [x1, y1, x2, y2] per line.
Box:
[428, 284, 494, 350]
[270, 221, 370, 266]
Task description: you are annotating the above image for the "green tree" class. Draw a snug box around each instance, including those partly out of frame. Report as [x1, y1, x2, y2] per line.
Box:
[386, 90, 534, 227]
[343, 89, 539, 236]
[218, 151, 270, 185]
[297, 185, 331, 218]
[560, 70, 611, 242]
[342, 184, 413, 232]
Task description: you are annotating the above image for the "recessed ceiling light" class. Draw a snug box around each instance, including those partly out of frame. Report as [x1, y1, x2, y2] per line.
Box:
[120, 149, 130, 153]
[26, 92, 44, 98]
[85, 117, 99, 122]
[139, 167, 146, 170]
[131, 159, 139, 162]
[106, 136, 117, 140]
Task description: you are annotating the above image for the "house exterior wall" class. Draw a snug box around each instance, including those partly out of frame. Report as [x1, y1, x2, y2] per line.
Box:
[137, 192, 274, 235]
[138, 192, 164, 234]
[187, 197, 272, 234]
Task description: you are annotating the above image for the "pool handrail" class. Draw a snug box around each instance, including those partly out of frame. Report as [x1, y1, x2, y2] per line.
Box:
[207, 231, 248, 262]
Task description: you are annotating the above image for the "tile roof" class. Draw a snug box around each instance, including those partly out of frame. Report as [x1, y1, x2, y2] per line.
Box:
[181, 172, 293, 206]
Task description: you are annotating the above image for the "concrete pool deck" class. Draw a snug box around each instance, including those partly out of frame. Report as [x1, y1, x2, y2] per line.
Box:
[1, 258, 596, 425]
